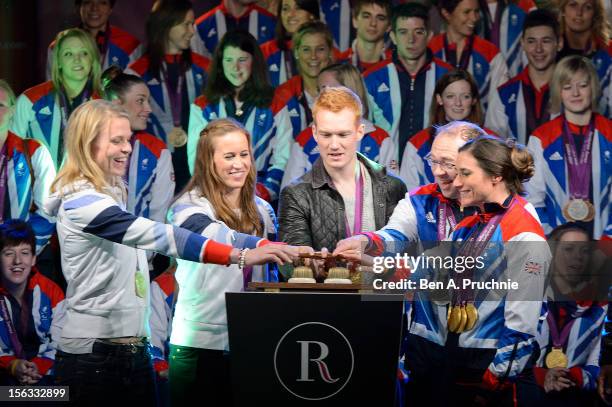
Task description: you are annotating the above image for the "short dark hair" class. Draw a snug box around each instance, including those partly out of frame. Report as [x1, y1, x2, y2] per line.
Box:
[0, 220, 36, 254]
[353, 0, 392, 18]
[206, 30, 274, 107]
[75, 0, 116, 7]
[101, 65, 146, 101]
[522, 9, 561, 38]
[438, 0, 464, 15]
[391, 3, 430, 32]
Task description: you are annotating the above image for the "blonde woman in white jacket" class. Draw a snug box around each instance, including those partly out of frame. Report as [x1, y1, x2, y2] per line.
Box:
[44, 100, 302, 406]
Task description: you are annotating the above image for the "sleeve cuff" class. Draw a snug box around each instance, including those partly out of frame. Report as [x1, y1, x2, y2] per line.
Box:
[202, 240, 234, 265]
[31, 357, 53, 376]
[533, 366, 547, 387]
[482, 368, 512, 391]
[567, 366, 584, 388]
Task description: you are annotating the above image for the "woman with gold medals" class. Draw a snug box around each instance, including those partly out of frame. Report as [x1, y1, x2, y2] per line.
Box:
[187, 30, 292, 203]
[127, 0, 210, 192]
[444, 136, 550, 405]
[533, 224, 607, 406]
[526, 55, 612, 240]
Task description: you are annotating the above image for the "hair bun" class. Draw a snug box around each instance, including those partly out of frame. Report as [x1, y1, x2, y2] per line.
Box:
[101, 65, 123, 90]
[510, 145, 535, 182]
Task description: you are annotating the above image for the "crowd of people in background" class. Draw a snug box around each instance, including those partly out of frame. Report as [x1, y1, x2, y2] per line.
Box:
[1, 0, 611, 406]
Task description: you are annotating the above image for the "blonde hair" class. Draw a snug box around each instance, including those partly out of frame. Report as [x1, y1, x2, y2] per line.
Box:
[312, 86, 363, 125]
[559, 0, 611, 45]
[550, 55, 601, 114]
[51, 28, 102, 96]
[51, 100, 130, 195]
[0, 79, 16, 108]
[182, 118, 263, 235]
[318, 64, 370, 117]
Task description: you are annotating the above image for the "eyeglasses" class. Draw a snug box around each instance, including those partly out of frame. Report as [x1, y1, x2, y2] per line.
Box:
[424, 154, 456, 172]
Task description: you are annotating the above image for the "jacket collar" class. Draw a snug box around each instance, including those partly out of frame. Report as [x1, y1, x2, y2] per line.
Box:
[311, 152, 385, 189]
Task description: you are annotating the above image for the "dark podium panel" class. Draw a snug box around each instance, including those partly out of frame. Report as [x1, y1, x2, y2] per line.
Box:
[226, 292, 404, 406]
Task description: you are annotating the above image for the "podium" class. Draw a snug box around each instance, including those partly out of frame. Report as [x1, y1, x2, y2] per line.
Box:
[226, 288, 404, 406]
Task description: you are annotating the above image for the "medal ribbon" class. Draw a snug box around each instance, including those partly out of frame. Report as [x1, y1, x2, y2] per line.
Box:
[162, 63, 184, 128]
[452, 199, 513, 305]
[344, 162, 365, 237]
[0, 296, 25, 359]
[546, 308, 576, 350]
[0, 142, 9, 223]
[561, 115, 594, 200]
[437, 201, 458, 241]
[444, 34, 474, 70]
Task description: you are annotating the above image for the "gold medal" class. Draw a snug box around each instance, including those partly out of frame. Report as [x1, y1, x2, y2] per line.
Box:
[456, 305, 468, 333]
[545, 347, 568, 368]
[563, 199, 595, 222]
[168, 127, 188, 148]
[465, 303, 478, 331]
[448, 305, 462, 332]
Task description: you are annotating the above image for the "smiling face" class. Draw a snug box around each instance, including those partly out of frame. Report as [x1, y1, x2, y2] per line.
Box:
[79, 0, 113, 32]
[166, 9, 195, 54]
[295, 32, 332, 80]
[521, 25, 561, 72]
[436, 79, 475, 122]
[561, 70, 593, 115]
[429, 133, 463, 199]
[59, 36, 93, 87]
[212, 130, 252, 193]
[222, 46, 253, 91]
[0, 243, 35, 290]
[281, 0, 315, 35]
[119, 83, 151, 131]
[92, 116, 132, 180]
[312, 108, 364, 172]
[353, 3, 390, 43]
[390, 17, 429, 63]
[563, 0, 595, 34]
[453, 150, 496, 206]
[443, 0, 480, 39]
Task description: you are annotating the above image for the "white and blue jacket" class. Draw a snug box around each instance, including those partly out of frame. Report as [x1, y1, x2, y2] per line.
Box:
[525, 114, 612, 238]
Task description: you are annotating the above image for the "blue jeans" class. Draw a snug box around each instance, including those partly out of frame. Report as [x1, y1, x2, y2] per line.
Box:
[54, 340, 157, 406]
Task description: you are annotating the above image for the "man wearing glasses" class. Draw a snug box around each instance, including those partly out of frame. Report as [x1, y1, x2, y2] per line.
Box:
[333, 121, 485, 403]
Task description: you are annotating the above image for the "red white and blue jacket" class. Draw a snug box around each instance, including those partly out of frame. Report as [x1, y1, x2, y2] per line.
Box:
[476, 0, 536, 77]
[46, 25, 142, 79]
[591, 47, 612, 118]
[187, 95, 292, 202]
[127, 131, 174, 224]
[336, 40, 393, 72]
[271, 75, 313, 157]
[399, 126, 497, 190]
[429, 33, 509, 110]
[320, 0, 352, 52]
[127, 54, 209, 145]
[440, 196, 549, 386]
[1, 132, 56, 254]
[280, 121, 397, 189]
[260, 39, 293, 88]
[486, 67, 551, 143]
[0, 271, 65, 377]
[535, 300, 607, 391]
[149, 270, 175, 374]
[11, 82, 99, 169]
[191, 3, 276, 58]
[363, 56, 452, 162]
[525, 114, 612, 238]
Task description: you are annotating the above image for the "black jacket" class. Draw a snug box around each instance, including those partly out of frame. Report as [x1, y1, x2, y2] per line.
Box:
[278, 153, 407, 250]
